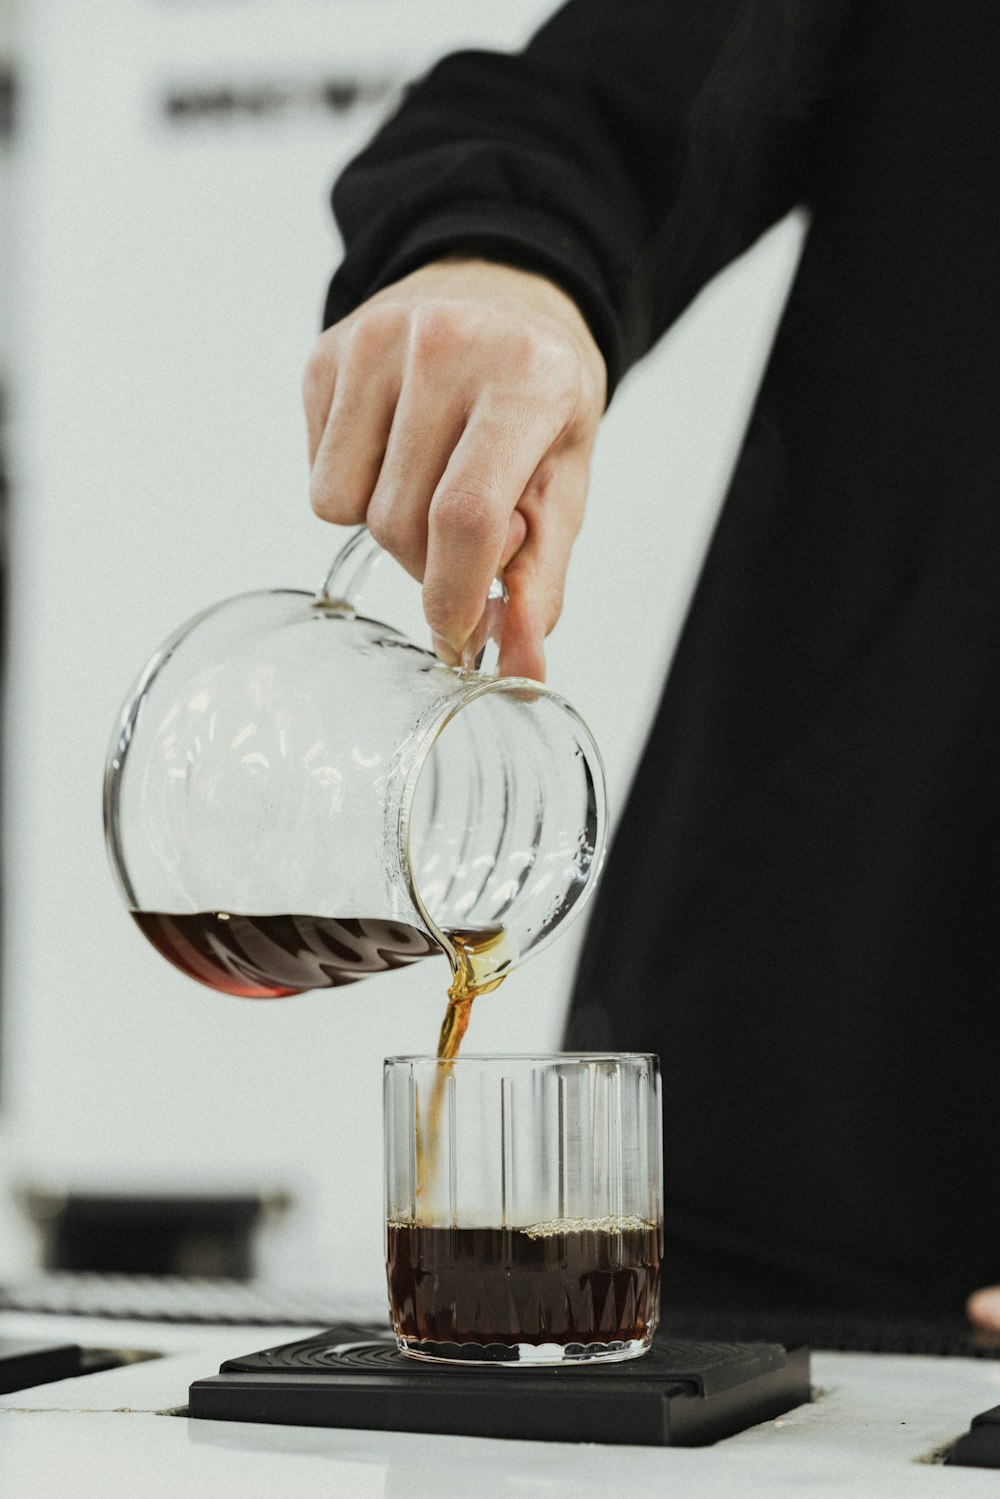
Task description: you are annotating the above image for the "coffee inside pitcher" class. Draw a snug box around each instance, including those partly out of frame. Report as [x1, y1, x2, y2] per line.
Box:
[131, 908, 510, 1054]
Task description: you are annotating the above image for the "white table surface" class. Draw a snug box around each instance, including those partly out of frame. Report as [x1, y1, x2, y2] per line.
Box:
[3, 1309, 1000, 1498]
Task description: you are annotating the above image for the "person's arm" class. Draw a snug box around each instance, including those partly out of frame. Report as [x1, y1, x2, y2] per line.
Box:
[305, 0, 852, 677]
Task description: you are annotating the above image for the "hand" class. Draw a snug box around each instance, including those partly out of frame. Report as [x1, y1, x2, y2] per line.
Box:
[967, 1286, 1000, 1333]
[303, 257, 606, 681]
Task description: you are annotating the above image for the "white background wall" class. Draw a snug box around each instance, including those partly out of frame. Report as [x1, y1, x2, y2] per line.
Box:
[0, 0, 803, 1302]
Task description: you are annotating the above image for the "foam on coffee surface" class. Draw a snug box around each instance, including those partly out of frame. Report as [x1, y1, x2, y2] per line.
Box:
[522, 1214, 656, 1241]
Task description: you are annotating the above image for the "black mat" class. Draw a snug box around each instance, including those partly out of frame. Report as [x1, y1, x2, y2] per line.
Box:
[663, 1304, 1000, 1359]
[189, 1327, 811, 1445]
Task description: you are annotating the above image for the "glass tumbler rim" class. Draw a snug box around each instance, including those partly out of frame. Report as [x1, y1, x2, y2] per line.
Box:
[384, 1052, 659, 1066]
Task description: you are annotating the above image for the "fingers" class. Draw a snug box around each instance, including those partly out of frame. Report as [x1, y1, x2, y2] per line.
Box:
[308, 349, 399, 526]
[307, 330, 589, 680]
[967, 1286, 1000, 1332]
[363, 353, 468, 582]
[307, 312, 544, 591]
[303, 336, 337, 468]
[304, 310, 400, 474]
[495, 451, 589, 681]
[302, 260, 608, 676]
[502, 509, 528, 569]
[422, 399, 570, 661]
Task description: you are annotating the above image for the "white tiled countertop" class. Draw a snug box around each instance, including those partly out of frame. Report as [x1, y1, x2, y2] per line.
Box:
[3, 1309, 1000, 1498]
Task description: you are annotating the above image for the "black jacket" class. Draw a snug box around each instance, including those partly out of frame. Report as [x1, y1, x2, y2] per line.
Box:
[326, 0, 1000, 1313]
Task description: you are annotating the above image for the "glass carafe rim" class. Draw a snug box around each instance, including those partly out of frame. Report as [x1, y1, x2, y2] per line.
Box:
[396, 672, 608, 970]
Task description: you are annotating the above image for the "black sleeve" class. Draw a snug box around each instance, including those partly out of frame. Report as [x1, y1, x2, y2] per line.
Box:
[324, 0, 852, 400]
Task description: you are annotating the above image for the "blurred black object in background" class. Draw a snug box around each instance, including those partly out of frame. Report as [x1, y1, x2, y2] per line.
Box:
[22, 1188, 289, 1278]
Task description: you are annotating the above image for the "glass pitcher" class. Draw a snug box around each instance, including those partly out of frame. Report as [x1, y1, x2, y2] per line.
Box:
[103, 528, 607, 998]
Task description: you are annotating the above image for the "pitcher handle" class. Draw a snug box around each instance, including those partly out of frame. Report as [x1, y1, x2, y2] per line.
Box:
[320, 525, 508, 676]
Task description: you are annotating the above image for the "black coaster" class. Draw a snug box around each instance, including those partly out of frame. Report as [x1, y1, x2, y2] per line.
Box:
[188, 1326, 810, 1445]
[0, 1337, 82, 1395]
[946, 1403, 1000, 1469]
